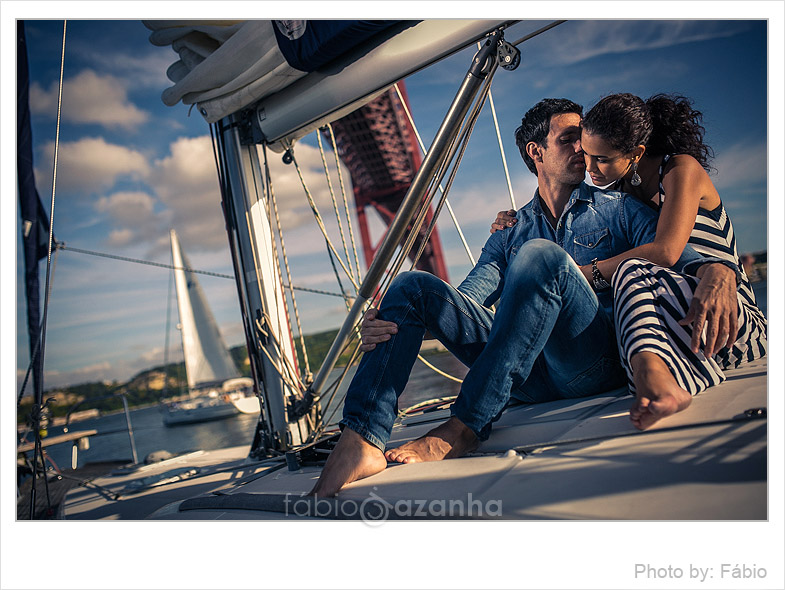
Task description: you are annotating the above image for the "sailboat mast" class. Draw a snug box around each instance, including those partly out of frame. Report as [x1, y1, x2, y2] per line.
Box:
[213, 121, 314, 454]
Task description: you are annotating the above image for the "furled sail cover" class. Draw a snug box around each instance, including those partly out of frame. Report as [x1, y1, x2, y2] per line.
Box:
[144, 20, 402, 124]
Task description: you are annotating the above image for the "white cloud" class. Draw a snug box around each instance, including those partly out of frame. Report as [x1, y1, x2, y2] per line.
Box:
[105, 228, 136, 248]
[95, 191, 156, 225]
[146, 135, 227, 251]
[74, 47, 174, 90]
[543, 21, 750, 67]
[94, 190, 164, 248]
[143, 135, 358, 257]
[37, 136, 150, 196]
[30, 69, 149, 130]
[95, 191, 171, 254]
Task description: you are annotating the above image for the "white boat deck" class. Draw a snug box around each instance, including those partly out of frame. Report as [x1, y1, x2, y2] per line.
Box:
[62, 359, 767, 520]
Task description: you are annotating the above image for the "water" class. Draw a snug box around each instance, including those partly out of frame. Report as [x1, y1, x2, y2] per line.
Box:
[752, 280, 767, 317]
[31, 280, 766, 470]
[32, 352, 468, 470]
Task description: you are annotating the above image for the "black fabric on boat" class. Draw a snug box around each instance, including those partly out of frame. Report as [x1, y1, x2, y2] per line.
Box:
[17, 21, 52, 403]
[272, 20, 406, 72]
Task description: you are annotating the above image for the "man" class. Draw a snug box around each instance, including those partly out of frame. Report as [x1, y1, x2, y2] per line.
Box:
[310, 98, 737, 497]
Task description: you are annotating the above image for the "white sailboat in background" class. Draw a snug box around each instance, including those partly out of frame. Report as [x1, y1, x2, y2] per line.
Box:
[161, 229, 258, 425]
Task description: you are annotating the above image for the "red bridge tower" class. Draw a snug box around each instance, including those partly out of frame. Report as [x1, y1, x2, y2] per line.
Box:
[326, 82, 449, 282]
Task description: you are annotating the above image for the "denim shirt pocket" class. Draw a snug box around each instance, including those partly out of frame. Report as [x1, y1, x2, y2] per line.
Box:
[572, 228, 611, 263]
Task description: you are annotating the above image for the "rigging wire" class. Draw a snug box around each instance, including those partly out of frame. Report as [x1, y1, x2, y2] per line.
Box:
[310, 53, 505, 430]
[56, 243, 345, 297]
[160, 254, 174, 400]
[27, 19, 68, 520]
[316, 130, 357, 285]
[262, 144, 313, 377]
[326, 123, 364, 283]
[246, 142, 305, 394]
[408, 61, 497, 274]
[290, 148, 360, 293]
[476, 41, 516, 210]
[58, 244, 234, 278]
[488, 90, 516, 210]
[392, 83, 476, 266]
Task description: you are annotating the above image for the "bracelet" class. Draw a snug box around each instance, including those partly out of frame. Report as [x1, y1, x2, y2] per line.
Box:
[591, 258, 611, 291]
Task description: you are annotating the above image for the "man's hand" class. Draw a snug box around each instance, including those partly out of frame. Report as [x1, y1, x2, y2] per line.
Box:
[359, 308, 398, 352]
[679, 263, 739, 356]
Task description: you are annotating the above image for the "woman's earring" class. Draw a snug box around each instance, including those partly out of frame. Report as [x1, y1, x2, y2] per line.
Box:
[630, 161, 642, 186]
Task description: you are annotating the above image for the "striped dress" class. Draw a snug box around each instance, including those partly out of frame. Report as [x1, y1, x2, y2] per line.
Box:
[612, 155, 767, 395]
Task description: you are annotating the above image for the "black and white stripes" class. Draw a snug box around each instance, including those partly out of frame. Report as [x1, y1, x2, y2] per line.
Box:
[614, 258, 727, 395]
[612, 201, 767, 395]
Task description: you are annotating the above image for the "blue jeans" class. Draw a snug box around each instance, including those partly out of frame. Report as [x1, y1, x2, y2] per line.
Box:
[340, 239, 626, 449]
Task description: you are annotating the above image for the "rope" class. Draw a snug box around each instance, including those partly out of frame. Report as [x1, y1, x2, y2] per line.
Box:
[262, 144, 312, 377]
[254, 312, 305, 394]
[210, 122, 278, 437]
[393, 83, 476, 266]
[247, 145, 306, 391]
[326, 123, 363, 282]
[290, 148, 360, 293]
[415, 355, 463, 383]
[317, 130, 356, 285]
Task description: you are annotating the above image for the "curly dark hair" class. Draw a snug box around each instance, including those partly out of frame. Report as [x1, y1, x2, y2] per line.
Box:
[583, 92, 714, 171]
[645, 93, 713, 171]
[515, 98, 583, 175]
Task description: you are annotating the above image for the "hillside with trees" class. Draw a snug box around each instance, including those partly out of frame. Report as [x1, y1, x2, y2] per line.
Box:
[17, 328, 358, 425]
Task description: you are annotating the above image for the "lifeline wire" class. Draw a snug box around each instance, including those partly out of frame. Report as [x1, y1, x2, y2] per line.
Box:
[393, 83, 476, 266]
[57, 244, 344, 297]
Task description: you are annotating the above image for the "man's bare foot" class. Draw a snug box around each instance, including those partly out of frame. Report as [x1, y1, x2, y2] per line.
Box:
[309, 428, 387, 497]
[385, 417, 479, 464]
[629, 352, 693, 430]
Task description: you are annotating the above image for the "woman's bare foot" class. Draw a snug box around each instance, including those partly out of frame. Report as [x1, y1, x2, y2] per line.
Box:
[309, 428, 387, 497]
[385, 417, 479, 464]
[629, 352, 693, 430]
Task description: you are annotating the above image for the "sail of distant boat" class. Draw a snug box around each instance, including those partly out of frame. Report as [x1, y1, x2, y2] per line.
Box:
[170, 228, 240, 389]
[162, 229, 257, 425]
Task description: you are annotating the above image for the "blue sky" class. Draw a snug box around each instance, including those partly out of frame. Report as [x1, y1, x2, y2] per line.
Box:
[7, 16, 775, 392]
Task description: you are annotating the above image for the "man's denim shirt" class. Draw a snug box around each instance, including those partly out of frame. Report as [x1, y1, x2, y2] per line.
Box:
[458, 182, 725, 314]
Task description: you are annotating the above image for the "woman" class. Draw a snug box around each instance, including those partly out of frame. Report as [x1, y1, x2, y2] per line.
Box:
[493, 93, 767, 429]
